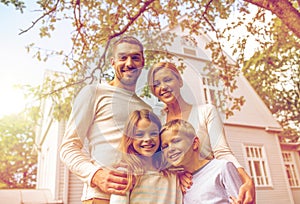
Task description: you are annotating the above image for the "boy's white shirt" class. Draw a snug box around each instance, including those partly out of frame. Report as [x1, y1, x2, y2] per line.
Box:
[184, 159, 242, 204]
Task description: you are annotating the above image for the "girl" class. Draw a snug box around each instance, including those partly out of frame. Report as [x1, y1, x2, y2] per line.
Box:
[109, 109, 182, 204]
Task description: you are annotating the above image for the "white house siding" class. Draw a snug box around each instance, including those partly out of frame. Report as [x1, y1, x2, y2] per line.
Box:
[280, 145, 300, 204]
[57, 121, 67, 202]
[291, 177, 300, 203]
[68, 172, 83, 204]
[37, 120, 61, 199]
[58, 161, 66, 202]
[291, 150, 300, 203]
[224, 125, 293, 204]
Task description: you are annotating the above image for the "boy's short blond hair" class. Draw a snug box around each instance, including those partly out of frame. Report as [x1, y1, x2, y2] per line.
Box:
[160, 119, 196, 141]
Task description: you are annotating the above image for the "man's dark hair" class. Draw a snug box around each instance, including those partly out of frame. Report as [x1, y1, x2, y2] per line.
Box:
[112, 36, 144, 55]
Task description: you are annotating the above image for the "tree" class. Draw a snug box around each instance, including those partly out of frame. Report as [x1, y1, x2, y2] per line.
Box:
[0, 112, 37, 189]
[14, 0, 299, 120]
[1, 0, 25, 12]
[243, 17, 300, 141]
[245, 0, 300, 38]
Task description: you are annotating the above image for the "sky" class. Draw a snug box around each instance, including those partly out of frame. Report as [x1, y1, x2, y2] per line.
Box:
[0, 1, 72, 117]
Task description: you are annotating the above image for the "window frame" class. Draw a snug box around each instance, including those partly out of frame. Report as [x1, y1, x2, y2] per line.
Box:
[282, 151, 300, 188]
[181, 35, 198, 57]
[243, 144, 273, 187]
[200, 75, 226, 113]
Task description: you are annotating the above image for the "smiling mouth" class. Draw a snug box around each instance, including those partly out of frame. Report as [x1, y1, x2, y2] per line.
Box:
[141, 144, 156, 149]
[122, 68, 138, 73]
[160, 91, 172, 97]
[169, 152, 181, 160]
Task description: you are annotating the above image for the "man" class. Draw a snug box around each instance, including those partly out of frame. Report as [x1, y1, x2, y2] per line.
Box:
[60, 36, 152, 204]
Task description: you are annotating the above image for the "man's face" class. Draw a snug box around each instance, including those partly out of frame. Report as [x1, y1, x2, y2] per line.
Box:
[111, 42, 144, 90]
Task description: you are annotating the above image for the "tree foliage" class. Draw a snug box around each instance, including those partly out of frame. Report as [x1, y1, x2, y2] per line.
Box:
[14, 1, 300, 122]
[0, 112, 37, 189]
[1, 0, 25, 12]
[243, 17, 300, 141]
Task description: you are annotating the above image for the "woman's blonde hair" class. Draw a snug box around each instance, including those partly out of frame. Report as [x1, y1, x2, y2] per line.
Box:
[147, 62, 183, 94]
[119, 109, 164, 190]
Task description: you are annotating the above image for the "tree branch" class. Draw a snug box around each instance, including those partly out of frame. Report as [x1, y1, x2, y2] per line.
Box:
[245, 0, 300, 38]
[94, 0, 156, 82]
[19, 0, 61, 35]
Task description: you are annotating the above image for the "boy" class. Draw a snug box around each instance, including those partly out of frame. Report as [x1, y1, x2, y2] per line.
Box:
[160, 119, 242, 204]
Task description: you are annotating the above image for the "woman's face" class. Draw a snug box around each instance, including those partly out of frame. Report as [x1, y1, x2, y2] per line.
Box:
[152, 68, 182, 105]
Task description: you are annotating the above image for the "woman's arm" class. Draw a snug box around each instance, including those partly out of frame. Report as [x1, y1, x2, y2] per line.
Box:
[237, 168, 256, 204]
[204, 105, 241, 167]
[204, 105, 255, 203]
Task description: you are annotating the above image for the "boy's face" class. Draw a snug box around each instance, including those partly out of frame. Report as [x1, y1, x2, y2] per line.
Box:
[161, 129, 194, 167]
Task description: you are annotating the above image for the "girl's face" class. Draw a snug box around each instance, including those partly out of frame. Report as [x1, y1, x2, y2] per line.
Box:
[152, 68, 182, 105]
[132, 118, 160, 158]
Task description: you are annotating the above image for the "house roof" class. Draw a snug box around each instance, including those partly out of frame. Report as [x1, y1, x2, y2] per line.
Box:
[225, 74, 282, 131]
[164, 22, 282, 132]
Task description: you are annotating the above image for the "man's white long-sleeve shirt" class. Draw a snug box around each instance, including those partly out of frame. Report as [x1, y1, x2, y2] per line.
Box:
[60, 83, 151, 201]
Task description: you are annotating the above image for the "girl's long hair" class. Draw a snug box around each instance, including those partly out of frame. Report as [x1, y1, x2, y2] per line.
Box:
[119, 109, 165, 190]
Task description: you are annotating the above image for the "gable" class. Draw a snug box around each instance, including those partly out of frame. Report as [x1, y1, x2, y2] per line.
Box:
[163, 23, 282, 131]
[225, 74, 282, 130]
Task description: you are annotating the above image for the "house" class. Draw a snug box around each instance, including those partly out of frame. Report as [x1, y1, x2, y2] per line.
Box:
[34, 23, 300, 204]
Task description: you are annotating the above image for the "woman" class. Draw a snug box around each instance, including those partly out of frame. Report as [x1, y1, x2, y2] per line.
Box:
[148, 62, 255, 204]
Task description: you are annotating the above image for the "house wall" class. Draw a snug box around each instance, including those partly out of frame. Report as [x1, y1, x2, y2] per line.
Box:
[280, 145, 300, 204]
[36, 120, 60, 199]
[67, 172, 83, 204]
[56, 121, 83, 204]
[225, 125, 293, 204]
[291, 151, 300, 203]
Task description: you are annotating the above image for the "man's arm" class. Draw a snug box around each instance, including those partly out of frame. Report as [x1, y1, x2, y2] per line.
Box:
[92, 168, 129, 195]
[60, 85, 130, 194]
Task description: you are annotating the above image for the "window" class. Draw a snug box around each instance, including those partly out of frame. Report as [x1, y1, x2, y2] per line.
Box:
[282, 151, 300, 187]
[181, 35, 197, 56]
[183, 47, 197, 56]
[244, 145, 272, 187]
[202, 76, 226, 112]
